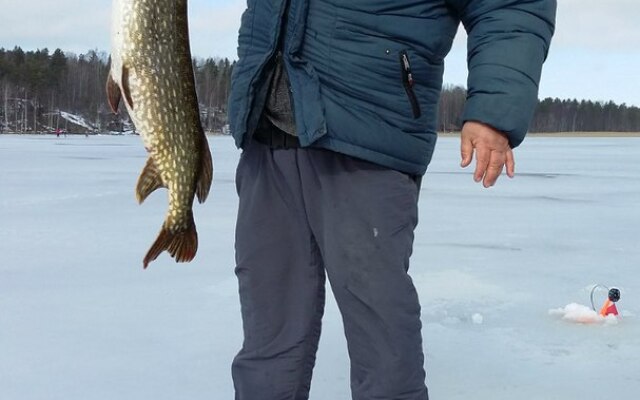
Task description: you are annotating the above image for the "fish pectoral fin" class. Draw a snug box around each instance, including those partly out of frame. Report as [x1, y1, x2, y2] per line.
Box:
[106, 74, 121, 114]
[121, 65, 134, 110]
[196, 136, 213, 204]
[136, 157, 165, 204]
[143, 213, 198, 269]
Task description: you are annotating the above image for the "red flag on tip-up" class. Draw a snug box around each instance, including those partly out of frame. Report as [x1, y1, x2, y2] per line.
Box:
[599, 298, 619, 317]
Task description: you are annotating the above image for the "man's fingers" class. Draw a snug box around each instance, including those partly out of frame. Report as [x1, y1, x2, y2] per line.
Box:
[460, 121, 515, 187]
[483, 151, 506, 187]
[506, 149, 515, 178]
[460, 135, 473, 168]
[473, 147, 490, 183]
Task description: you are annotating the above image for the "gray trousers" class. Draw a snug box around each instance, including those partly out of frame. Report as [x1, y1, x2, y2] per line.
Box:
[233, 139, 428, 400]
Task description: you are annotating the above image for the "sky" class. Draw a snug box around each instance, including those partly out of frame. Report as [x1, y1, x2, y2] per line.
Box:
[1, 0, 639, 106]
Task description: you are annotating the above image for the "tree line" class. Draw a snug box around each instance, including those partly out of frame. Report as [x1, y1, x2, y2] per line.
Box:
[437, 84, 640, 133]
[530, 98, 640, 132]
[0, 46, 234, 133]
[1, 46, 639, 134]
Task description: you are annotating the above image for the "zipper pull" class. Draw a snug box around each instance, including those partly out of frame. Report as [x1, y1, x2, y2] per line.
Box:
[401, 52, 414, 88]
[399, 50, 421, 119]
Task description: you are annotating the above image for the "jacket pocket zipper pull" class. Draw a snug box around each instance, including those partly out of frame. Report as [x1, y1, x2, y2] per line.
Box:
[401, 52, 414, 87]
[399, 51, 421, 119]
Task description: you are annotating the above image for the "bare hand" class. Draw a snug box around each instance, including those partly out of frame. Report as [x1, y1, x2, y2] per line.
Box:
[460, 121, 515, 188]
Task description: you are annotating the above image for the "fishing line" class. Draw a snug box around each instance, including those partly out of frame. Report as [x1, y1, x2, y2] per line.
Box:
[590, 284, 621, 311]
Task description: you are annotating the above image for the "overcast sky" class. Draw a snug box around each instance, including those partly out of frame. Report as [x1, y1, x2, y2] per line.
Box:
[1, 0, 639, 106]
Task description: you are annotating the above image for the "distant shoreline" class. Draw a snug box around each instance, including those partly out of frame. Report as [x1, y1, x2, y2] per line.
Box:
[2, 131, 640, 138]
[439, 131, 640, 138]
[528, 131, 640, 137]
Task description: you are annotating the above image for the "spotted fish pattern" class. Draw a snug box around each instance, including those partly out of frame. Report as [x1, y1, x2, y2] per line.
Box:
[107, 0, 213, 268]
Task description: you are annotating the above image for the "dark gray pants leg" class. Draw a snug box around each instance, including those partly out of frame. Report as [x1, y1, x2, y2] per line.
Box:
[233, 141, 428, 400]
[233, 141, 326, 400]
[297, 149, 428, 400]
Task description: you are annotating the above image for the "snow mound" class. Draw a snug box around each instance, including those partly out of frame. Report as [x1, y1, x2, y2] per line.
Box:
[549, 303, 619, 325]
[59, 111, 95, 131]
[471, 313, 484, 324]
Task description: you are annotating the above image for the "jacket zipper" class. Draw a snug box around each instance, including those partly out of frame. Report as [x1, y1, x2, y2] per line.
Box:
[399, 50, 421, 119]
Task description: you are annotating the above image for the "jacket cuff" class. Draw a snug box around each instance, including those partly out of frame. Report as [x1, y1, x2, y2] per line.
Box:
[461, 66, 539, 148]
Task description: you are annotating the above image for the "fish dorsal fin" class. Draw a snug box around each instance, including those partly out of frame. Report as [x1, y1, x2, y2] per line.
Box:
[106, 74, 121, 113]
[136, 156, 165, 204]
[196, 136, 213, 203]
[121, 65, 134, 110]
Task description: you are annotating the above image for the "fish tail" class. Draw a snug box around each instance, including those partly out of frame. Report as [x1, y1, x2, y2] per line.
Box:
[143, 212, 198, 269]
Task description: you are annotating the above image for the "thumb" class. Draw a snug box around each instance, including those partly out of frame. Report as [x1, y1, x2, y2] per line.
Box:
[460, 134, 473, 168]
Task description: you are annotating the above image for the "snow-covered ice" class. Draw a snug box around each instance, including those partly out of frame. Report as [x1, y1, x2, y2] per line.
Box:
[1, 134, 639, 400]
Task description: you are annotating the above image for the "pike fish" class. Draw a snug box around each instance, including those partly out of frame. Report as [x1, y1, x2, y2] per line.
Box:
[107, 0, 213, 268]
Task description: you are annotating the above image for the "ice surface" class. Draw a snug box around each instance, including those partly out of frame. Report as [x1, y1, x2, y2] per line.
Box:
[1, 134, 639, 400]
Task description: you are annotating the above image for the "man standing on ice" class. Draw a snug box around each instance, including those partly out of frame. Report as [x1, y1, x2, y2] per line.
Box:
[228, 1, 556, 399]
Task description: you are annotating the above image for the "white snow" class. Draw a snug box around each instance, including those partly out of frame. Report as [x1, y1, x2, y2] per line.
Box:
[1, 134, 639, 400]
[472, 313, 484, 325]
[549, 303, 619, 325]
[59, 111, 96, 131]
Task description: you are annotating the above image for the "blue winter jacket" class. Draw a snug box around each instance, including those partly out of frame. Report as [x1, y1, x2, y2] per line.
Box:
[228, 0, 557, 175]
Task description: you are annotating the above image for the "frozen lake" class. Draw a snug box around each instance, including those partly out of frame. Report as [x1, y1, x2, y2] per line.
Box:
[1, 134, 639, 400]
